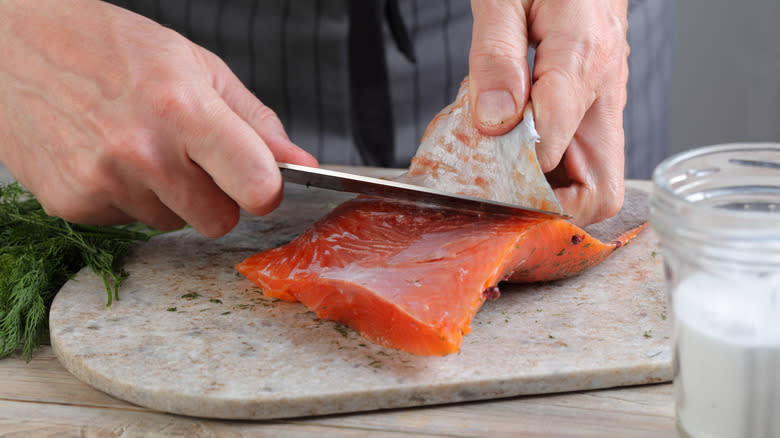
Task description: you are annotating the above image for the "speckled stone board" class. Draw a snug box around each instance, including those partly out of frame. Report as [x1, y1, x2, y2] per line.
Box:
[49, 180, 672, 420]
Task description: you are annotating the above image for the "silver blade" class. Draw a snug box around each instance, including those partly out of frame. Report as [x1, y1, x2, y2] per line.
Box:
[278, 163, 570, 218]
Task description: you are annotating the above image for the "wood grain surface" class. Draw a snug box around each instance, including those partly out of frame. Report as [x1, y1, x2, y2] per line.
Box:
[0, 346, 676, 437]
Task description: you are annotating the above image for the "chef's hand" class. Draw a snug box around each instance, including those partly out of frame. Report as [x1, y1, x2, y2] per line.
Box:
[469, 0, 629, 226]
[0, 0, 316, 237]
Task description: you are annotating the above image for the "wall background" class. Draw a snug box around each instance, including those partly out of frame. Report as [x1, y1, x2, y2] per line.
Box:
[668, 0, 780, 155]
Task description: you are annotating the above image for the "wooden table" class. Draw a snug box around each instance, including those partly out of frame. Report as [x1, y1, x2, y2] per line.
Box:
[0, 164, 676, 436]
[0, 344, 675, 437]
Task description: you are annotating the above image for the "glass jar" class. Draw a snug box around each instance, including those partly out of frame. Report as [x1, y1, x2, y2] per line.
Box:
[650, 143, 780, 438]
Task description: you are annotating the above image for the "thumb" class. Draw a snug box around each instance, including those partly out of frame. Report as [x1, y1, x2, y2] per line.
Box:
[199, 47, 319, 167]
[468, 0, 531, 135]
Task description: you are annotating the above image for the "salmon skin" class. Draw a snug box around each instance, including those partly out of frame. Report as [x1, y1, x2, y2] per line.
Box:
[235, 197, 646, 356]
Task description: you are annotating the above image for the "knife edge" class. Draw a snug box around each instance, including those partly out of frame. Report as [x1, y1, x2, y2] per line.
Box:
[278, 163, 570, 219]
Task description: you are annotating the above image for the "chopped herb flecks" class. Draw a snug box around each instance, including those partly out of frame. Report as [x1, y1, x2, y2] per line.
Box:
[333, 323, 350, 338]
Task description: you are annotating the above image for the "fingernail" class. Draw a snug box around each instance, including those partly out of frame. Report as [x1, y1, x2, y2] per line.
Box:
[475, 90, 517, 129]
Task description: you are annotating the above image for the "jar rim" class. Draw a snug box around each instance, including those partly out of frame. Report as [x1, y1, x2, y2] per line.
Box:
[651, 142, 780, 245]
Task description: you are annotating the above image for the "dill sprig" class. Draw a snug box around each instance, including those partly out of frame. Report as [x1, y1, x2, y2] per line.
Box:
[1, 183, 158, 360]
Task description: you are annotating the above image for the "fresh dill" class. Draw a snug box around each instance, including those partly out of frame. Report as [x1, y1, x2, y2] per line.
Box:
[1, 183, 157, 360]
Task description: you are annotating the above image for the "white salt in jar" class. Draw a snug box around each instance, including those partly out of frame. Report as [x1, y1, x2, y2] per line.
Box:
[650, 143, 780, 438]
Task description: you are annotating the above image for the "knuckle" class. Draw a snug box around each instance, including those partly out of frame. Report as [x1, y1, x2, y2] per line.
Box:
[470, 37, 525, 72]
[539, 65, 591, 114]
[248, 103, 281, 127]
[576, 34, 611, 79]
[546, 57, 585, 90]
[66, 156, 117, 201]
[147, 81, 202, 124]
[97, 130, 169, 189]
[555, 19, 628, 89]
[115, 140, 164, 176]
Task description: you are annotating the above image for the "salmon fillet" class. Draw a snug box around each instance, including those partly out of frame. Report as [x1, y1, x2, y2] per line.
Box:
[236, 197, 644, 356]
[236, 79, 644, 356]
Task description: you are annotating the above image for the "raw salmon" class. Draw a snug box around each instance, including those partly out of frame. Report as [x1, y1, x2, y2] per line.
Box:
[236, 79, 645, 356]
[236, 197, 645, 356]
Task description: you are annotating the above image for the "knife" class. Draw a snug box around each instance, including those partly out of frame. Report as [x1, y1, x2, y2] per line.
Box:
[278, 162, 570, 218]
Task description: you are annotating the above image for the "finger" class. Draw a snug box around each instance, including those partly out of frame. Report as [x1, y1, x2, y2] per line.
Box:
[147, 160, 241, 237]
[173, 85, 284, 220]
[112, 190, 187, 231]
[530, 46, 598, 174]
[38, 183, 186, 231]
[468, 0, 530, 135]
[528, 2, 627, 174]
[31, 165, 186, 229]
[200, 48, 319, 167]
[80, 114, 243, 237]
[552, 91, 626, 226]
[40, 198, 133, 227]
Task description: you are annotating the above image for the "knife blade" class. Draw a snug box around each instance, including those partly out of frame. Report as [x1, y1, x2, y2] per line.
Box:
[278, 162, 570, 218]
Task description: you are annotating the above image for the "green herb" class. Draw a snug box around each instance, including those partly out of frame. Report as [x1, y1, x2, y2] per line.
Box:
[166, 307, 177, 312]
[209, 298, 223, 304]
[333, 323, 350, 338]
[643, 331, 652, 338]
[367, 356, 383, 369]
[181, 292, 201, 300]
[1, 183, 157, 360]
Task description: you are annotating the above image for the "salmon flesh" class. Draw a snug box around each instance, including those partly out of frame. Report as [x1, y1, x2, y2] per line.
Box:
[236, 79, 646, 356]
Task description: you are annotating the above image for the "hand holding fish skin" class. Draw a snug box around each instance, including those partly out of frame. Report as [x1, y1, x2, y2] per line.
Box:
[469, 0, 629, 226]
[0, 0, 317, 238]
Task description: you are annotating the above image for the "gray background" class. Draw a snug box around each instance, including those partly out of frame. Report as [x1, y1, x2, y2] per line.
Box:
[669, 0, 780, 155]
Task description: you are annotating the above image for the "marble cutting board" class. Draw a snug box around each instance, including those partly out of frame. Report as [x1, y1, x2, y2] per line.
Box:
[49, 180, 672, 420]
